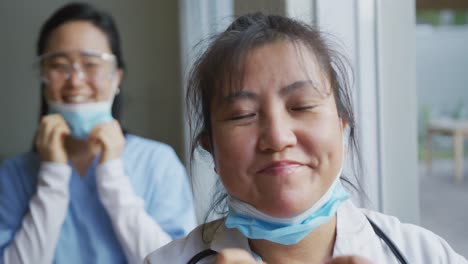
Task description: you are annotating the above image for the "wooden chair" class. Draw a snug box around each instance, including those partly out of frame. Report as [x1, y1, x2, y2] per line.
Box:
[425, 118, 468, 182]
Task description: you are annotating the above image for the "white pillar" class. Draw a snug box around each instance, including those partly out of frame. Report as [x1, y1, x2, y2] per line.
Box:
[315, 0, 419, 223]
[377, 0, 419, 223]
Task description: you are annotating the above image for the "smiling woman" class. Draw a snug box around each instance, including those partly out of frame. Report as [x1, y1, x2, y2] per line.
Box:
[145, 12, 467, 264]
[210, 41, 345, 219]
[0, 2, 196, 264]
[38, 21, 121, 140]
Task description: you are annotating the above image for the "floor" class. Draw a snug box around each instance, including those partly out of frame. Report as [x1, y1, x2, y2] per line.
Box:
[419, 158, 468, 257]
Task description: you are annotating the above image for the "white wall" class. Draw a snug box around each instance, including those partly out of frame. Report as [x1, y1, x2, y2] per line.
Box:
[0, 0, 185, 160]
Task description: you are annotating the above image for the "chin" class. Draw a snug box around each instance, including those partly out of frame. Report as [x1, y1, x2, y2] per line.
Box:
[261, 191, 314, 218]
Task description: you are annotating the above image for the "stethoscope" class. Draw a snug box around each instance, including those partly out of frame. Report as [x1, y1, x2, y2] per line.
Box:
[187, 217, 409, 264]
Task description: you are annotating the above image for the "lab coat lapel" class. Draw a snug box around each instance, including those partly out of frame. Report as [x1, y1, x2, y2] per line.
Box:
[333, 200, 380, 255]
[210, 219, 253, 253]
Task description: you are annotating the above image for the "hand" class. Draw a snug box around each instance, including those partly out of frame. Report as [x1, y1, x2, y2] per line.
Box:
[324, 256, 373, 264]
[35, 114, 70, 163]
[88, 120, 124, 164]
[214, 249, 265, 264]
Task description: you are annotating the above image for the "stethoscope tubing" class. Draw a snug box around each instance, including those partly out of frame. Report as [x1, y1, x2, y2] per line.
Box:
[187, 249, 217, 264]
[367, 217, 409, 264]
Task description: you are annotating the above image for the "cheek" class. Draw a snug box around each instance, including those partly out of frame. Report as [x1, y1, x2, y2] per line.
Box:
[212, 126, 257, 190]
[298, 113, 344, 168]
[93, 80, 116, 100]
[96, 90, 115, 101]
[213, 126, 256, 167]
[302, 125, 339, 149]
[43, 86, 61, 101]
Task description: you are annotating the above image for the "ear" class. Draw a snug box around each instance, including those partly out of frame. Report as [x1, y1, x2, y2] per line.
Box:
[111, 69, 124, 95]
[200, 133, 213, 154]
[340, 118, 348, 147]
[116, 69, 124, 87]
[341, 118, 348, 132]
[201, 133, 218, 173]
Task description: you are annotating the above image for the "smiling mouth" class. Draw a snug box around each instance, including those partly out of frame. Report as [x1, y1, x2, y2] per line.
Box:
[258, 162, 304, 176]
[64, 95, 91, 103]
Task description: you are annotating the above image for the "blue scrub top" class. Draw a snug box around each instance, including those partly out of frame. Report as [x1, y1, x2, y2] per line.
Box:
[0, 134, 197, 263]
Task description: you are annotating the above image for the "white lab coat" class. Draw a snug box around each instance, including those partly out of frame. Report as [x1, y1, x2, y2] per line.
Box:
[145, 200, 467, 263]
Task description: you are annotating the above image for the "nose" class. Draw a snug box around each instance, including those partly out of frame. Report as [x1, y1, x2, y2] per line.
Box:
[67, 63, 86, 85]
[258, 110, 297, 152]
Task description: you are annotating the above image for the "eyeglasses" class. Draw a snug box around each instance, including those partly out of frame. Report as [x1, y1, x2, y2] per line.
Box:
[38, 50, 117, 85]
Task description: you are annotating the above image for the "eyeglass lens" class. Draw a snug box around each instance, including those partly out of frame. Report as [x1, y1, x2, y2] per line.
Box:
[40, 52, 116, 84]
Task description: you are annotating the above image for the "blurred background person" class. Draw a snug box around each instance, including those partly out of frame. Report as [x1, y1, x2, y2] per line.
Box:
[0, 2, 196, 263]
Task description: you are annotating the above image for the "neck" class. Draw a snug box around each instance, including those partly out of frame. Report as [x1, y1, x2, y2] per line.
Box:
[64, 136, 100, 161]
[249, 215, 337, 264]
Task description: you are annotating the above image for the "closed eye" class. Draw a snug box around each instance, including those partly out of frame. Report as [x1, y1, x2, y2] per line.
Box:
[228, 113, 256, 121]
[291, 105, 316, 111]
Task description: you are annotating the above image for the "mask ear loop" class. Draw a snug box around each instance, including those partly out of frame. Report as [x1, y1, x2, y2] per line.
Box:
[109, 62, 122, 97]
[339, 120, 348, 180]
[341, 120, 348, 147]
[109, 72, 121, 105]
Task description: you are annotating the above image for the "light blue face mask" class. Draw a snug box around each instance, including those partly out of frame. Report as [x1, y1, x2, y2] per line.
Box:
[48, 101, 114, 139]
[225, 170, 349, 245]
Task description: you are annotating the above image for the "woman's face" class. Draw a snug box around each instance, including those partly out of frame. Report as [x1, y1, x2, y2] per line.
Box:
[41, 21, 122, 104]
[210, 41, 345, 218]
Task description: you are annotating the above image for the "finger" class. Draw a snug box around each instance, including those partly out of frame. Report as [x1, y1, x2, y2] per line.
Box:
[88, 120, 114, 140]
[324, 256, 373, 264]
[88, 120, 121, 147]
[50, 122, 71, 146]
[36, 116, 51, 145]
[214, 248, 258, 264]
[88, 119, 117, 135]
[93, 127, 114, 154]
[88, 125, 103, 145]
[35, 126, 44, 149]
[88, 123, 104, 139]
[35, 115, 70, 162]
[36, 115, 59, 148]
[46, 119, 70, 147]
[104, 123, 125, 151]
[89, 120, 116, 143]
[39, 114, 66, 140]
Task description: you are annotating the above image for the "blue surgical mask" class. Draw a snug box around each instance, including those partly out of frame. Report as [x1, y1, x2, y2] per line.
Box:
[47, 101, 113, 139]
[225, 168, 349, 245]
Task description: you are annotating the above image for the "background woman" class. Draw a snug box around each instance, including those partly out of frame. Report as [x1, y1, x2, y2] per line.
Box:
[0, 3, 196, 263]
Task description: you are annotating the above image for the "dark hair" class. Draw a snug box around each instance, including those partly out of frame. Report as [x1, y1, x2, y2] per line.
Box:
[187, 13, 364, 238]
[37, 2, 125, 121]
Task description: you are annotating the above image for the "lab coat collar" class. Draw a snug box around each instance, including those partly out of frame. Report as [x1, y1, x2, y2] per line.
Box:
[209, 220, 257, 256]
[211, 221, 247, 251]
[333, 200, 377, 255]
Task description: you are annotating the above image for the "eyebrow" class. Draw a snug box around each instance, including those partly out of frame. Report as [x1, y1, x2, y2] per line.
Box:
[222, 90, 259, 103]
[221, 80, 317, 102]
[279, 80, 317, 97]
